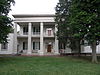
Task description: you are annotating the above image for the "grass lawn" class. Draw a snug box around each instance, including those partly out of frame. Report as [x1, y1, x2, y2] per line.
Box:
[0, 56, 100, 75]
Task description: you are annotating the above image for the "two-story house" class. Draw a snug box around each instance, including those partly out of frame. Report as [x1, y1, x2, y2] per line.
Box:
[0, 14, 59, 55]
[0, 14, 100, 55]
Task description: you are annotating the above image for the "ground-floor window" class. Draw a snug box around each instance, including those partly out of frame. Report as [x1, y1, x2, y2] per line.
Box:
[33, 42, 40, 50]
[23, 42, 28, 50]
[1, 43, 8, 51]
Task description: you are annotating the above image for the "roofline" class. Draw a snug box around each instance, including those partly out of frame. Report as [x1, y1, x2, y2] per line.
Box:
[12, 14, 55, 18]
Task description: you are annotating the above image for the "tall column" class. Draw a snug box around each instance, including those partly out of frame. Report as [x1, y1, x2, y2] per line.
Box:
[13, 23, 17, 54]
[54, 24, 59, 54]
[81, 45, 84, 53]
[19, 26, 23, 35]
[39, 22, 44, 55]
[27, 22, 32, 54]
[0, 44, 1, 51]
[98, 43, 100, 53]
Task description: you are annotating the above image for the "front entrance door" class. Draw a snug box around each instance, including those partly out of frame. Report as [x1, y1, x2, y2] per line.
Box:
[47, 45, 51, 52]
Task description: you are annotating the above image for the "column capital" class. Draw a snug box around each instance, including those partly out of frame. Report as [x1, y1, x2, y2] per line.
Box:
[28, 22, 32, 25]
[40, 22, 43, 26]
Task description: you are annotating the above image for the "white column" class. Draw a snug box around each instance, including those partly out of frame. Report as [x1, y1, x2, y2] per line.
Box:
[97, 44, 100, 53]
[13, 23, 17, 54]
[0, 44, 1, 51]
[19, 26, 23, 35]
[39, 22, 44, 55]
[81, 45, 84, 53]
[54, 24, 59, 54]
[27, 22, 32, 54]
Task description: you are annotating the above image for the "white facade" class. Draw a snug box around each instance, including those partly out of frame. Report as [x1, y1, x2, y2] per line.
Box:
[0, 14, 100, 55]
[0, 33, 14, 54]
[0, 14, 59, 55]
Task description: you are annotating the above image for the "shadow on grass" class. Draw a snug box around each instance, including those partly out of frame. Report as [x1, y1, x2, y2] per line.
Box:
[66, 55, 100, 63]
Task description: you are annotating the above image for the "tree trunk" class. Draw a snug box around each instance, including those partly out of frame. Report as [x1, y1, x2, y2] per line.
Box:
[78, 43, 81, 57]
[91, 41, 98, 63]
[76, 40, 81, 57]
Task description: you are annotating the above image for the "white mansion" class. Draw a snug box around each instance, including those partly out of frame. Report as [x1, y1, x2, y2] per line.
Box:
[0, 14, 100, 55]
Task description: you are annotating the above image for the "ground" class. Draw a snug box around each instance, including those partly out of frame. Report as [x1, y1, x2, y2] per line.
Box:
[0, 56, 100, 75]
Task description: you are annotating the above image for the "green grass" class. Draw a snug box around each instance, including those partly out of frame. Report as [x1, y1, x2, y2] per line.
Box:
[0, 56, 100, 75]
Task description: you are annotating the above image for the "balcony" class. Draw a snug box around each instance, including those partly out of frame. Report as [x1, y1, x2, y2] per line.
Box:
[44, 33, 54, 37]
[32, 32, 40, 37]
[32, 32, 40, 35]
[17, 32, 28, 38]
[23, 32, 28, 35]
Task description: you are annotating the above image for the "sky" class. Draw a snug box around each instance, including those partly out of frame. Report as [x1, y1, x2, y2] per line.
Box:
[9, 0, 59, 15]
[9, 0, 59, 30]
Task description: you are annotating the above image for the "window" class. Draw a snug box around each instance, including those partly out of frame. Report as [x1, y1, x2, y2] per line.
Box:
[23, 27, 28, 35]
[1, 43, 8, 50]
[33, 42, 35, 50]
[35, 42, 40, 50]
[48, 30, 51, 36]
[46, 28, 52, 36]
[23, 42, 27, 50]
[33, 42, 40, 50]
[33, 26, 40, 35]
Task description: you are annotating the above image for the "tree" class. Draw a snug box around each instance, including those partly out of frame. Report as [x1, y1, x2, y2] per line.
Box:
[0, 0, 15, 43]
[55, 0, 100, 63]
[69, 0, 100, 63]
[55, 0, 82, 55]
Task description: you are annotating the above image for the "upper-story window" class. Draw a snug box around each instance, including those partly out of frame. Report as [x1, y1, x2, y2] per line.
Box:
[46, 28, 53, 36]
[33, 26, 40, 35]
[23, 27, 28, 35]
[48, 30, 52, 36]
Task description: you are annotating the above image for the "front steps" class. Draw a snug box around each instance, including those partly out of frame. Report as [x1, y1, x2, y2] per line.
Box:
[21, 52, 60, 56]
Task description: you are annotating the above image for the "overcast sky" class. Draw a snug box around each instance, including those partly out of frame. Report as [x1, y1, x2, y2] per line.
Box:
[10, 0, 59, 15]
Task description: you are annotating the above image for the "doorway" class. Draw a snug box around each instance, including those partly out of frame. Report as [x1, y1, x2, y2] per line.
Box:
[47, 45, 52, 52]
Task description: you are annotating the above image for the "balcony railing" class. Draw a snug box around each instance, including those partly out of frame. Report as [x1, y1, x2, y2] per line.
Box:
[23, 32, 28, 35]
[32, 32, 40, 35]
[44, 33, 54, 37]
[17, 31, 55, 37]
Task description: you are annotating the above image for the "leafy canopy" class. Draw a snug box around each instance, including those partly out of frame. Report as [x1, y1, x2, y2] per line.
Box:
[69, 0, 100, 43]
[0, 0, 15, 43]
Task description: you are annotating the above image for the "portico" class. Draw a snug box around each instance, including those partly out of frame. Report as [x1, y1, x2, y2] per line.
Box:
[13, 14, 59, 55]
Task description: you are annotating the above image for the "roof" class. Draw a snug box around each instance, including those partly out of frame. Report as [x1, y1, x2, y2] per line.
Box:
[12, 14, 55, 18]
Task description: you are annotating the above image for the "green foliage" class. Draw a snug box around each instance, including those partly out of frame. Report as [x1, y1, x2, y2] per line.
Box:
[69, 0, 100, 43]
[0, 0, 15, 43]
[69, 0, 100, 63]
[56, 0, 100, 43]
[55, 0, 71, 40]
[55, 0, 100, 62]
[55, 0, 82, 53]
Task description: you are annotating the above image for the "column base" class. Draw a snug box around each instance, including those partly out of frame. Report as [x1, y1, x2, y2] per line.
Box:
[54, 52, 60, 55]
[27, 52, 32, 55]
[38, 51, 44, 55]
[39, 52, 44, 55]
[12, 51, 17, 54]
